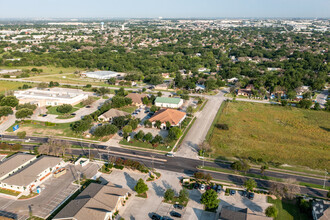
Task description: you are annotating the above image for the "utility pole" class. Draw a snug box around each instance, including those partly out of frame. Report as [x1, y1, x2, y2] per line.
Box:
[324, 169, 328, 189]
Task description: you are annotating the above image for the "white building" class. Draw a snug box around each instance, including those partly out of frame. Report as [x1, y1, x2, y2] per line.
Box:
[0, 156, 64, 193]
[82, 71, 119, 80]
[14, 87, 88, 107]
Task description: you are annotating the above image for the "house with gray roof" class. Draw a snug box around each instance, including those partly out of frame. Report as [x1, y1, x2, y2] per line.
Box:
[54, 183, 130, 220]
[98, 109, 129, 122]
[0, 153, 36, 181]
[0, 155, 63, 192]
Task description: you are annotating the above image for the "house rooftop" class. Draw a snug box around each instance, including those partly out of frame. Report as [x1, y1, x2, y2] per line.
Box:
[0, 153, 36, 180]
[149, 108, 186, 125]
[125, 93, 147, 104]
[1, 155, 62, 187]
[54, 183, 130, 220]
[100, 109, 129, 119]
[155, 97, 182, 105]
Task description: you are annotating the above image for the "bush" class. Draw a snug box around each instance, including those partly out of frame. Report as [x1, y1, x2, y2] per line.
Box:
[215, 124, 229, 130]
[16, 103, 37, 111]
[0, 106, 13, 117]
[93, 124, 118, 137]
[265, 206, 278, 218]
[56, 104, 73, 113]
[15, 108, 33, 119]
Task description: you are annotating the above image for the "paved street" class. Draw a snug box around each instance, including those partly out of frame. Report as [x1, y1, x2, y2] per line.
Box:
[176, 91, 226, 158]
[0, 113, 16, 133]
[316, 89, 328, 108]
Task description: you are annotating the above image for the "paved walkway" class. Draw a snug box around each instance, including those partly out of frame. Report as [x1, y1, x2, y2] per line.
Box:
[0, 112, 16, 134]
[175, 91, 226, 159]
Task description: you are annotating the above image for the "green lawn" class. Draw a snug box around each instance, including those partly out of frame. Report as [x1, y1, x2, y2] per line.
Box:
[267, 197, 310, 220]
[47, 106, 79, 115]
[208, 101, 330, 170]
[117, 105, 138, 113]
[0, 188, 20, 196]
[0, 81, 36, 94]
[0, 65, 83, 75]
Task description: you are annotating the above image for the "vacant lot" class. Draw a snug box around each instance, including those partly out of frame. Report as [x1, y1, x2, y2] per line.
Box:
[0, 65, 83, 75]
[0, 81, 35, 94]
[209, 102, 330, 169]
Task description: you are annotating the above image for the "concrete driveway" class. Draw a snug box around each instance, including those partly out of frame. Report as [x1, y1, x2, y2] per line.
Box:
[31, 97, 109, 123]
[176, 91, 226, 158]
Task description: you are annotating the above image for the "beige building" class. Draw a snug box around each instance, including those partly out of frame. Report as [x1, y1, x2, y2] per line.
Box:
[98, 109, 129, 122]
[54, 183, 130, 220]
[0, 155, 63, 192]
[14, 87, 88, 107]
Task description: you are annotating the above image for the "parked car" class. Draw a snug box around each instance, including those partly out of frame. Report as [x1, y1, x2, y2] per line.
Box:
[212, 185, 217, 190]
[200, 184, 206, 190]
[166, 153, 174, 157]
[71, 113, 76, 116]
[42, 114, 47, 117]
[217, 185, 222, 193]
[230, 190, 236, 195]
[248, 192, 255, 200]
[194, 183, 200, 189]
[86, 105, 91, 108]
[174, 204, 184, 210]
[145, 110, 150, 113]
[170, 211, 182, 218]
[242, 191, 248, 197]
[151, 213, 162, 220]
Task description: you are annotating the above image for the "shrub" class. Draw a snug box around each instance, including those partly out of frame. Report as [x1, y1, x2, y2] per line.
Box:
[56, 104, 73, 113]
[265, 206, 278, 218]
[215, 124, 229, 130]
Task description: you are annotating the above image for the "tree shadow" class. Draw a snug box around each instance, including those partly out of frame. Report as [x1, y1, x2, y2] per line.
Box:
[151, 182, 165, 197]
[319, 126, 330, 132]
[124, 172, 137, 190]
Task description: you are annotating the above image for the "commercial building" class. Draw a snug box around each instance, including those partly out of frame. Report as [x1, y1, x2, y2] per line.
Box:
[0, 153, 36, 181]
[0, 155, 63, 192]
[154, 97, 183, 108]
[149, 108, 186, 129]
[98, 109, 129, 122]
[82, 71, 119, 80]
[125, 93, 147, 106]
[14, 87, 88, 107]
[54, 182, 130, 220]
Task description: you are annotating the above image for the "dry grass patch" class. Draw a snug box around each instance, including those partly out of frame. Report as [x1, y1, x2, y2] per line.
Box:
[209, 102, 330, 169]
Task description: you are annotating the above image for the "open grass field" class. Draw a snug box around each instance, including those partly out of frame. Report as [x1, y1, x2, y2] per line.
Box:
[208, 102, 330, 170]
[267, 197, 310, 220]
[0, 65, 83, 75]
[0, 81, 35, 94]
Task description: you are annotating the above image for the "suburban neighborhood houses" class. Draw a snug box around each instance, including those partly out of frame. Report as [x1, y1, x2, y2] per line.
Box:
[0, 16, 329, 220]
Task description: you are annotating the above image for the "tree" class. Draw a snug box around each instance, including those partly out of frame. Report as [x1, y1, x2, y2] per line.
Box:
[17, 131, 26, 139]
[142, 96, 149, 105]
[186, 105, 194, 115]
[0, 96, 19, 107]
[165, 121, 171, 130]
[134, 130, 145, 140]
[108, 77, 116, 85]
[15, 108, 33, 119]
[82, 96, 95, 106]
[143, 132, 153, 142]
[168, 127, 182, 140]
[178, 189, 189, 205]
[93, 124, 118, 137]
[280, 100, 288, 106]
[231, 160, 250, 173]
[265, 206, 278, 218]
[16, 103, 37, 111]
[260, 165, 268, 175]
[95, 87, 110, 96]
[56, 104, 73, 113]
[134, 178, 148, 194]
[71, 117, 92, 133]
[143, 119, 152, 128]
[150, 105, 158, 112]
[116, 87, 126, 96]
[313, 102, 321, 110]
[164, 188, 175, 202]
[201, 190, 219, 209]
[269, 178, 300, 199]
[37, 82, 48, 89]
[0, 106, 13, 117]
[155, 120, 162, 129]
[205, 173, 213, 182]
[194, 172, 205, 180]
[298, 99, 312, 109]
[122, 125, 132, 138]
[152, 135, 163, 144]
[112, 116, 126, 129]
[244, 179, 257, 192]
[157, 91, 162, 97]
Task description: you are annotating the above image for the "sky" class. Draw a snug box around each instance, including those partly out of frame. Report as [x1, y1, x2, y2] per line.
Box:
[0, 0, 329, 19]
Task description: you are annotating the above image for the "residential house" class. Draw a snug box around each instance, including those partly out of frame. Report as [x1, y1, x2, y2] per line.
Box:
[154, 83, 169, 90]
[149, 108, 186, 129]
[312, 200, 330, 220]
[154, 97, 183, 108]
[98, 109, 129, 122]
[53, 183, 130, 220]
[195, 84, 206, 92]
[295, 86, 310, 96]
[125, 93, 147, 106]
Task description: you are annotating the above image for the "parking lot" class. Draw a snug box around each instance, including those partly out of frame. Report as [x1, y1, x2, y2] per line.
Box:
[0, 162, 100, 219]
[102, 169, 216, 220]
[219, 189, 271, 217]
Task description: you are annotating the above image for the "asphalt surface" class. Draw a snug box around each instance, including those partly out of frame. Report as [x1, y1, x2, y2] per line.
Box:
[316, 90, 328, 108]
[3, 134, 328, 198]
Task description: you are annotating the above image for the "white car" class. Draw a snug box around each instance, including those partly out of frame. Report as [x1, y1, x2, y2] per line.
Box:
[166, 153, 174, 157]
[200, 184, 206, 190]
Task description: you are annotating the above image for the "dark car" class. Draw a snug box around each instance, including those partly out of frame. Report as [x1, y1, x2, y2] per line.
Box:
[242, 191, 248, 197]
[170, 211, 182, 218]
[230, 190, 236, 195]
[194, 183, 200, 189]
[86, 105, 91, 108]
[206, 185, 211, 190]
[151, 213, 162, 220]
[42, 114, 47, 117]
[71, 113, 76, 116]
[212, 185, 217, 190]
[174, 204, 184, 210]
[248, 192, 255, 200]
